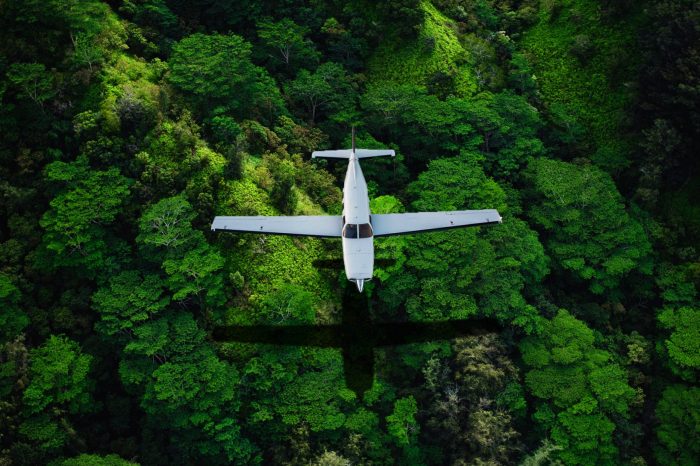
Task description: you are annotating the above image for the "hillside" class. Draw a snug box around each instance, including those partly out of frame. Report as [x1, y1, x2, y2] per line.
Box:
[0, 0, 698, 465]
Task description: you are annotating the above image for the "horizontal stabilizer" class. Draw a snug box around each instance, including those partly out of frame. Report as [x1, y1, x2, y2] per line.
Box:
[372, 210, 502, 237]
[312, 149, 353, 159]
[311, 149, 395, 159]
[355, 149, 395, 158]
[212, 215, 342, 237]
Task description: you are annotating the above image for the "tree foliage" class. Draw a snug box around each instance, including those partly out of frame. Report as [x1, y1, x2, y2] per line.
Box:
[658, 307, 700, 381]
[654, 384, 700, 466]
[525, 158, 651, 294]
[39, 157, 131, 274]
[521, 310, 636, 465]
[0, 0, 697, 464]
[169, 33, 284, 120]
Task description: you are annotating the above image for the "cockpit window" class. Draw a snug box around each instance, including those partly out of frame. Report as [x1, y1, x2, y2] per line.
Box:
[359, 223, 373, 238]
[342, 223, 373, 238]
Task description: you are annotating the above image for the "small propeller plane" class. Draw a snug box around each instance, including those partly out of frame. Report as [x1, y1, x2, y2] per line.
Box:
[211, 129, 502, 292]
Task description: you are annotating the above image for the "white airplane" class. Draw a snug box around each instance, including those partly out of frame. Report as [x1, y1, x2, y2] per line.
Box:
[211, 130, 502, 292]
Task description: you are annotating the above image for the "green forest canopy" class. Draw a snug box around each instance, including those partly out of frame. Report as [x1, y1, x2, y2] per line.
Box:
[0, 0, 699, 464]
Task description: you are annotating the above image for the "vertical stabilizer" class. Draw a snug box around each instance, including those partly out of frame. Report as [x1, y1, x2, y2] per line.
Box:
[351, 126, 356, 154]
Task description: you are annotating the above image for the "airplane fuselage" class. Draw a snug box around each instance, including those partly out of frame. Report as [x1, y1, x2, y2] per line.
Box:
[341, 153, 373, 292]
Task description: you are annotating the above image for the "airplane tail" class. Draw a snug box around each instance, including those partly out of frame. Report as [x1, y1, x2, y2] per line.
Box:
[312, 128, 395, 159]
[311, 149, 395, 159]
[311, 149, 354, 159]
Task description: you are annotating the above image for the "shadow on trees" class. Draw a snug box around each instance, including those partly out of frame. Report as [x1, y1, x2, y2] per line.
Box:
[212, 289, 501, 397]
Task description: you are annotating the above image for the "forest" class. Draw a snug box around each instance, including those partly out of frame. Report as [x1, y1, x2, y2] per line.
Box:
[0, 0, 698, 464]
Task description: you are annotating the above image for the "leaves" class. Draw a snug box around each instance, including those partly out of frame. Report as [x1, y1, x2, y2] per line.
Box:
[39, 157, 131, 273]
[526, 158, 652, 294]
[6, 63, 54, 106]
[521, 310, 635, 464]
[658, 307, 700, 380]
[92, 270, 170, 335]
[1, 0, 696, 463]
[0, 273, 28, 343]
[137, 195, 198, 250]
[655, 385, 700, 466]
[23, 336, 93, 415]
[386, 396, 418, 446]
[169, 33, 284, 119]
[257, 18, 319, 69]
[285, 62, 355, 124]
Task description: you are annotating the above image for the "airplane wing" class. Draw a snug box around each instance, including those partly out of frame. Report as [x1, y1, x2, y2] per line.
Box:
[371, 209, 502, 237]
[212, 215, 343, 237]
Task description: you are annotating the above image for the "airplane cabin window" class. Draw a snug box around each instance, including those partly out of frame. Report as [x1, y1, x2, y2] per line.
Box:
[342, 223, 373, 239]
[342, 224, 358, 238]
[358, 223, 373, 238]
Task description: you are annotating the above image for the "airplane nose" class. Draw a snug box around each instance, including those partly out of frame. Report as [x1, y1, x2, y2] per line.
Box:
[355, 279, 364, 292]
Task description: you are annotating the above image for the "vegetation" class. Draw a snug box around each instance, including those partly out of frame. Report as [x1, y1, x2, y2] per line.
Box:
[0, 0, 698, 464]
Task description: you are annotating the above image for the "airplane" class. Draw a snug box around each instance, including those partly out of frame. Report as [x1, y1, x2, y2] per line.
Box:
[211, 129, 502, 292]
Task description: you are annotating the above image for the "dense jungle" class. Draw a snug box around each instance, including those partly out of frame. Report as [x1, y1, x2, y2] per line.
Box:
[0, 0, 699, 464]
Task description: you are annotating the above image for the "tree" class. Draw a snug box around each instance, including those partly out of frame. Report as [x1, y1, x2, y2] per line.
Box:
[375, 0, 424, 37]
[285, 62, 355, 124]
[378, 153, 547, 327]
[169, 33, 252, 100]
[169, 33, 284, 120]
[453, 334, 520, 405]
[266, 157, 298, 214]
[276, 369, 347, 432]
[162, 243, 225, 305]
[507, 52, 538, 96]
[257, 18, 319, 70]
[137, 195, 198, 252]
[91, 270, 170, 336]
[320, 17, 365, 69]
[420, 334, 525, 464]
[520, 310, 636, 465]
[0, 0, 121, 63]
[138, 196, 226, 307]
[20, 336, 93, 451]
[386, 396, 418, 447]
[120, 312, 256, 464]
[449, 92, 545, 179]
[462, 408, 520, 464]
[209, 115, 242, 147]
[6, 63, 54, 108]
[525, 158, 652, 294]
[520, 439, 564, 466]
[407, 153, 506, 212]
[259, 284, 314, 323]
[39, 157, 131, 274]
[658, 307, 700, 381]
[69, 32, 105, 72]
[143, 352, 252, 462]
[23, 336, 93, 416]
[0, 274, 28, 343]
[310, 450, 351, 466]
[654, 384, 700, 466]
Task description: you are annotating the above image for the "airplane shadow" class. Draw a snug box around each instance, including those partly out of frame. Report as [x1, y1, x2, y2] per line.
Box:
[212, 289, 501, 397]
